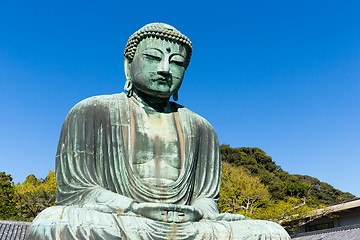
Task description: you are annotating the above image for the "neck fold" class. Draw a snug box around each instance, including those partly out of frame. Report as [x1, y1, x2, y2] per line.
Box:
[132, 89, 170, 112]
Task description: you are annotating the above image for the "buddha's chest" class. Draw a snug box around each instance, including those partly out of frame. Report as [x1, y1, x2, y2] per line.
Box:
[132, 111, 181, 184]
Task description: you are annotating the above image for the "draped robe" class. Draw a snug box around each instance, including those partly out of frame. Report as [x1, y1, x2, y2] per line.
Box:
[26, 93, 290, 240]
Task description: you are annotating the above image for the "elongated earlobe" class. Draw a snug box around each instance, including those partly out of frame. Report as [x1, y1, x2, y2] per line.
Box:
[124, 58, 133, 97]
[173, 92, 178, 101]
[124, 79, 133, 97]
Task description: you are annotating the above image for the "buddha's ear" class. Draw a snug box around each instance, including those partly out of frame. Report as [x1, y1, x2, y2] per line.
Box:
[173, 92, 178, 101]
[124, 58, 131, 81]
[123, 58, 133, 93]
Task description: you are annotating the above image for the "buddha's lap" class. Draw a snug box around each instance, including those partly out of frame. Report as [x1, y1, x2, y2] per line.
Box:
[28, 206, 290, 239]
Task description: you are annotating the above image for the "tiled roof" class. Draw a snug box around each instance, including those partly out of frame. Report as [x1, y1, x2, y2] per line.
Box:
[292, 224, 360, 240]
[0, 220, 31, 240]
[311, 198, 360, 216]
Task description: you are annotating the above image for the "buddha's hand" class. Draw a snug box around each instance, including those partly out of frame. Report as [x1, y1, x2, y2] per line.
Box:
[131, 202, 203, 223]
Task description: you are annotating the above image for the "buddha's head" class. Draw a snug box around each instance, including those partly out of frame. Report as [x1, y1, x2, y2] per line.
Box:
[124, 23, 192, 101]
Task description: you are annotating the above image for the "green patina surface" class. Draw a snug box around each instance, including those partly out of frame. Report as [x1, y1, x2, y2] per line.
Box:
[26, 23, 290, 240]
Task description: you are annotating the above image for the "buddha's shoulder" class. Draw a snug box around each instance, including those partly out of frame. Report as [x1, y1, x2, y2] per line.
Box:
[75, 93, 126, 105]
[67, 93, 127, 115]
[172, 102, 215, 130]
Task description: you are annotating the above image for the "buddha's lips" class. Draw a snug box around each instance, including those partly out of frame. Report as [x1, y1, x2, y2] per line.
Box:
[153, 78, 170, 84]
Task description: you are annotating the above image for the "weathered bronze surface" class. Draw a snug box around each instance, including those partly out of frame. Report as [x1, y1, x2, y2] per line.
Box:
[26, 23, 291, 240]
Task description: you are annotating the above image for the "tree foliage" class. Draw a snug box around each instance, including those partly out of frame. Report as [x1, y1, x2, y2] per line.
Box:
[0, 172, 18, 220]
[0, 171, 57, 221]
[220, 145, 355, 205]
[15, 170, 57, 221]
[220, 162, 270, 216]
[219, 145, 355, 230]
[218, 162, 316, 230]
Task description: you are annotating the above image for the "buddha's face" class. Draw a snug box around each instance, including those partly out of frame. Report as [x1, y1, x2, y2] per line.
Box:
[128, 37, 187, 98]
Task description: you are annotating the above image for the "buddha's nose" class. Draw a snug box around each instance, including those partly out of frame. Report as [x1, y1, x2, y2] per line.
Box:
[157, 59, 171, 75]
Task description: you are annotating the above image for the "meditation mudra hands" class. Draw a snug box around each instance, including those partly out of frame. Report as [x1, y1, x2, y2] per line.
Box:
[129, 202, 203, 223]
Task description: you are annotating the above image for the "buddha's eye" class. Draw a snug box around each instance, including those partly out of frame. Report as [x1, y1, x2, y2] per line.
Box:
[170, 55, 185, 67]
[143, 54, 161, 61]
[170, 60, 185, 67]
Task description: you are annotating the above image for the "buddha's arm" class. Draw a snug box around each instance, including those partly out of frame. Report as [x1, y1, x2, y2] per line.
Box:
[187, 111, 222, 220]
[192, 198, 220, 220]
[55, 95, 137, 214]
[74, 188, 136, 214]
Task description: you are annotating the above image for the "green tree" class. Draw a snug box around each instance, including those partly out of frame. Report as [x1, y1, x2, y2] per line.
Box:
[220, 145, 355, 205]
[218, 162, 317, 232]
[0, 172, 18, 220]
[15, 170, 57, 221]
[219, 162, 270, 216]
[219, 144, 355, 232]
[253, 196, 317, 232]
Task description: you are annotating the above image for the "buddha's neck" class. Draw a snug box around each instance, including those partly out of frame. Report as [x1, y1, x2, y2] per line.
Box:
[132, 89, 170, 112]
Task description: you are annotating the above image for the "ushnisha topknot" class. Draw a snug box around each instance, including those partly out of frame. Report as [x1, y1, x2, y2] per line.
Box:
[124, 23, 193, 69]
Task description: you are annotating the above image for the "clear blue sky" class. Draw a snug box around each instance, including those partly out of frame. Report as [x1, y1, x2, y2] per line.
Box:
[1, 1, 359, 197]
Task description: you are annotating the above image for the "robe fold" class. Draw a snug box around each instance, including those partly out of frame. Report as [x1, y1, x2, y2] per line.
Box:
[26, 93, 291, 240]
